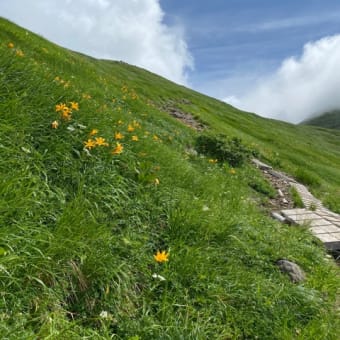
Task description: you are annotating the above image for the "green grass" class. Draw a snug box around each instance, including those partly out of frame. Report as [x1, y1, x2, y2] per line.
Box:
[0, 18, 339, 339]
[291, 187, 305, 209]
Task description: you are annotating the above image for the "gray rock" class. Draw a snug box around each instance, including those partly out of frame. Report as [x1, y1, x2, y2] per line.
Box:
[271, 212, 286, 223]
[276, 259, 305, 283]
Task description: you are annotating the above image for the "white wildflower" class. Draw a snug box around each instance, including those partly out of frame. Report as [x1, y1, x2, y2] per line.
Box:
[99, 311, 109, 319]
[152, 273, 166, 281]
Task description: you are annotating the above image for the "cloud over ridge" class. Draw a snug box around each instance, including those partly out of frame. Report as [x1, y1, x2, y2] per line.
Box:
[225, 34, 340, 123]
[236, 35, 340, 123]
[0, 0, 193, 85]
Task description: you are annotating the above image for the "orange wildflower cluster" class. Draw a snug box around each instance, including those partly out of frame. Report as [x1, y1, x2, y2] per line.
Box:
[109, 118, 144, 155]
[120, 85, 138, 100]
[55, 102, 79, 121]
[7, 42, 25, 57]
[54, 76, 71, 88]
[84, 136, 109, 150]
[52, 101, 79, 128]
[15, 49, 24, 57]
[82, 93, 92, 100]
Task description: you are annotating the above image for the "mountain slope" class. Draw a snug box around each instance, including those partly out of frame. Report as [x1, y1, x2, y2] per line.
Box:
[0, 18, 339, 339]
[302, 110, 340, 129]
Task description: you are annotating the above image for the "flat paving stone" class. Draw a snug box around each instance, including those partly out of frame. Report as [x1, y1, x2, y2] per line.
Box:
[285, 213, 320, 221]
[317, 231, 340, 239]
[281, 208, 309, 215]
[309, 219, 334, 227]
[310, 225, 340, 234]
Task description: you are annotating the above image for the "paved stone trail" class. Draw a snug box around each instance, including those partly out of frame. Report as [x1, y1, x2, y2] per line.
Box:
[252, 159, 340, 251]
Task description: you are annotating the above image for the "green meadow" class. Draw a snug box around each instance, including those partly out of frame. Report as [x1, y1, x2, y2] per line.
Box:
[0, 18, 339, 339]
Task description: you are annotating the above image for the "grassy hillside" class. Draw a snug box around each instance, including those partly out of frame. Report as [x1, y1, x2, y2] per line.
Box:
[0, 18, 339, 339]
[302, 110, 340, 130]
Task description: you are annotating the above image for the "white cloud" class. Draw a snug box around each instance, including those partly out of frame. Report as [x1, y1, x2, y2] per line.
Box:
[231, 35, 340, 123]
[235, 12, 340, 33]
[0, 0, 193, 85]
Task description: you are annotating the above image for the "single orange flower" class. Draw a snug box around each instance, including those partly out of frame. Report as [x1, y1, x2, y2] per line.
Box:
[154, 250, 169, 263]
[89, 129, 98, 136]
[55, 103, 68, 112]
[51, 120, 59, 129]
[84, 139, 96, 150]
[112, 143, 123, 155]
[69, 102, 79, 111]
[127, 124, 135, 132]
[95, 137, 109, 146]
[114, 132, 124, 140]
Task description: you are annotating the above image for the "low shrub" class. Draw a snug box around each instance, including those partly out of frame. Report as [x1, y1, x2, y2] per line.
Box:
[196, 133, 257, 167]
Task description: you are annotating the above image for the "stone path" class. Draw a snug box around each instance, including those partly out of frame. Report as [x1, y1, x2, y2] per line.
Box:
[252, 159, 340, 251]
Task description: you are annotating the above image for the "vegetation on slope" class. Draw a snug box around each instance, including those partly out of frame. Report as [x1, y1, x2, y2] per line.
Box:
[0, 18, 339, 339]
[301, 110, 340, 130]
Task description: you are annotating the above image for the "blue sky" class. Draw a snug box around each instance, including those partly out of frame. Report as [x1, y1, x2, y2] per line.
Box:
[2, 0, 340, 122]
[161, 0, 340, 99]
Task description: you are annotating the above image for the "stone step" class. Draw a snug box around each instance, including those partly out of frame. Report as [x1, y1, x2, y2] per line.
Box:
[252, 158, 340, 251]
[281, 208, 340, 251]
[315, 233, 340, 251]
[310, 225, 340, 234]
